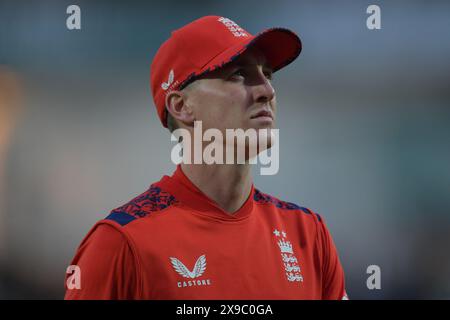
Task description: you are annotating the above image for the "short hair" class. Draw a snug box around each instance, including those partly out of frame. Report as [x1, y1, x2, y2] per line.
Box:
[166, 110, 179, 133]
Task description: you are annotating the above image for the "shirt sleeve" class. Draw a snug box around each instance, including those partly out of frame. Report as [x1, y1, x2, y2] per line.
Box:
[316, 215, 348, 300]
[64, 222, 140, 300]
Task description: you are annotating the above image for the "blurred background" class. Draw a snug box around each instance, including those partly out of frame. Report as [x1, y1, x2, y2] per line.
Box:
[0, 0, 449, 299]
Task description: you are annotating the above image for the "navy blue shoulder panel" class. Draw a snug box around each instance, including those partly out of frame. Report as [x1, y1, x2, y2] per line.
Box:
[315, 213, 322, 222]
[105, 185, 178, 227]
[254, 188, 314, 216]
[105, 212, 137, 226]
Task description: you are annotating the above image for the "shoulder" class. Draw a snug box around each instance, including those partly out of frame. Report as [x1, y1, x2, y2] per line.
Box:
[66, 222, 140, 299]
[253, 188, 323, 222]
[104, 184, 179, 227]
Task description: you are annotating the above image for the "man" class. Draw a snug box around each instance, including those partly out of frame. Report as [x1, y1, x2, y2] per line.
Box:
[65, 15, 348, 300]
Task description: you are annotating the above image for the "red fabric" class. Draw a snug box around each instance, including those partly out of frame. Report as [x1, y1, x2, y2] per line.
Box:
[65, 166, 347, 300]
[64, 223, 138, 299]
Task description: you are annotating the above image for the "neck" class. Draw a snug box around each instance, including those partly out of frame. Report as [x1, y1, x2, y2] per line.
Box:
[180, 163, 253, 214]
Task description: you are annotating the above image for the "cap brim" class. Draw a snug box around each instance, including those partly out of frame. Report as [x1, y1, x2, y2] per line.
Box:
[179, 28, 302, 89]
[245, 28, 302, 72]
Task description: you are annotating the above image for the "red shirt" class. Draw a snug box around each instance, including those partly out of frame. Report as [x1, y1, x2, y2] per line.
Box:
[65, 165, 347, 300]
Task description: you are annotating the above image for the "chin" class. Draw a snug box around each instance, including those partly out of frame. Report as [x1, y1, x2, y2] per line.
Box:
[246, 121, 275, 130]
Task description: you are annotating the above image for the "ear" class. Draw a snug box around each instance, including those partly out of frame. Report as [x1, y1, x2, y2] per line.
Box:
[165, 90, 195, 126]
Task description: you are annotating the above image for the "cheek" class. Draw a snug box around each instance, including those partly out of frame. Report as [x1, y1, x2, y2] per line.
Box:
[195, 86, 248, 129]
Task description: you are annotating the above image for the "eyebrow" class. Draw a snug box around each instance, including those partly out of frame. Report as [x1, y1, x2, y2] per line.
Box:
[233, 61, 272, 70]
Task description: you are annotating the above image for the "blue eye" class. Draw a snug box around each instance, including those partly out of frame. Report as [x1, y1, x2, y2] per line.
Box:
[231, 69, 245, 78]
[228, 68, 273, 81]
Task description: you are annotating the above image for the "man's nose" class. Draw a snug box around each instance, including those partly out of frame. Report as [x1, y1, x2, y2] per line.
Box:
[253, 71, 275, 104]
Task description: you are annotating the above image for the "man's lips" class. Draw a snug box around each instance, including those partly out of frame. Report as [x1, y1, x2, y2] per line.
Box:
[250, 109, 274, 120]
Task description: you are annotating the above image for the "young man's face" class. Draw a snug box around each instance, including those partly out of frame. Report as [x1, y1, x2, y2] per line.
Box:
[184, 47, 277, 135]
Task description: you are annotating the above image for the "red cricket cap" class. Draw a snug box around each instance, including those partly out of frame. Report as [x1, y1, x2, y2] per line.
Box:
[150, 15, 302, 128]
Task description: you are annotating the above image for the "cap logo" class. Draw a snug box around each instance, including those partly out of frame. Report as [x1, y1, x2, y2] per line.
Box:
[217, 17, 249, 37]
[161, 69, 175, 91]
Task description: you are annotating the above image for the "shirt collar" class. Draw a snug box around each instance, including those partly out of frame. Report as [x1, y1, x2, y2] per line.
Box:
[158, 165, 255, 221]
